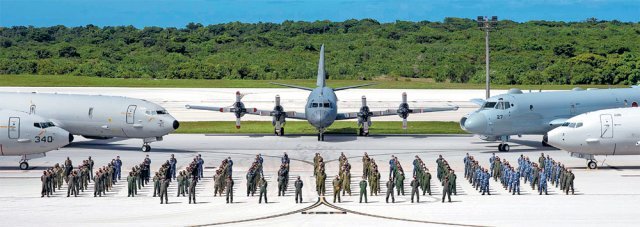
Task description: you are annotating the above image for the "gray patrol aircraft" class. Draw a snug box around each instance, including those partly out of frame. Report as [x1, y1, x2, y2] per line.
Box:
[0, 92, 179, 152]
[0, 109, 70, 169]
[186, 44, 458, 141]
[460, 87, 640, 152]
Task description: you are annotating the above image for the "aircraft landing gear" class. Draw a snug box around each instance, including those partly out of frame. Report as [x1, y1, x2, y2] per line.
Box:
[317, 133, 325, 141]
[358, 128, 369, 137]
[19, 161, 29, 170]
[587, 160, 598, 169]
[274, 127, 285, 136]
[142, 144, 151, 152]
[19, 155, 30, 170]
[498, 144, 510, 152]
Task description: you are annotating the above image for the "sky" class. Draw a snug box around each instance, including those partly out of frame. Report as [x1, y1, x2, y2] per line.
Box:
[0, 0, 638, 27]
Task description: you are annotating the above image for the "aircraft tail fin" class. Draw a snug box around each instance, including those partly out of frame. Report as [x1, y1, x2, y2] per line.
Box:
[317, 44, 326, 88]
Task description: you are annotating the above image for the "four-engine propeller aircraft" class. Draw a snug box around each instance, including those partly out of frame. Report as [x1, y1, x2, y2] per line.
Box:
[0, 92, 180, 152]
[0, 109, 70, 169]
[186, 45, 459, 141]
[460, 87, 640, 152]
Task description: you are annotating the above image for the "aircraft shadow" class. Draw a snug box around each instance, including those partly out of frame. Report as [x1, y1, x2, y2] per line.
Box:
[66, 142, 194, 153]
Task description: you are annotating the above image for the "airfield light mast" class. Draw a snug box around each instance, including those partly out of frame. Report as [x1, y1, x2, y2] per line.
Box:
[477, 16, 498, 99]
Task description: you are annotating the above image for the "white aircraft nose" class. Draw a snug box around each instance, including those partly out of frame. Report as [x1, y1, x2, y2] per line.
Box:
[52, 128, 71, 148]
[546, 128, 565, 150]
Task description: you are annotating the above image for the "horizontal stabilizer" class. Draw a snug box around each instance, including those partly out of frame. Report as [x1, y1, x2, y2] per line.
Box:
[469, 98, 486, 106]
[269, 82, 314, 91]
[333, 83, 376, 91]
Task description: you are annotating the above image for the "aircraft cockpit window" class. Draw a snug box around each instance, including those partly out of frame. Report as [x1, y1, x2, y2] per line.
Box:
[311, 103, 318, 108]
[34, 122, 55, 128]
[561, 122, 570, 127]
[576, 123, 583, 128]
[323, 103, 331, 108]
[504, 102, 511, 109]
[483, 102, 497, 109]
[145, 110, 156, 115]
[495, 102, 508, 110]
[156, 110, 168, 115]
[568, 123, 576, 128]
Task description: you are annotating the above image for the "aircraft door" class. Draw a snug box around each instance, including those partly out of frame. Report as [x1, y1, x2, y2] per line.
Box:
[126, 105, 137, 124]
[600, 114, 613, 138]
[8, 117, 19, 139]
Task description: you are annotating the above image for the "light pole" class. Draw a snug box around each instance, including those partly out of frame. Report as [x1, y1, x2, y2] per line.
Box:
[477, 16, 498, 99]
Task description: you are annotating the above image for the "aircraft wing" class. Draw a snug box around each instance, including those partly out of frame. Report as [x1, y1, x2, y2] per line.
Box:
[185, 105, 307, 119]
[336, 105, 459, 120]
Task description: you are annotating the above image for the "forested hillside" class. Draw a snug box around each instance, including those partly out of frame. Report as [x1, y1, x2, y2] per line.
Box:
[1, 18, 639, 85]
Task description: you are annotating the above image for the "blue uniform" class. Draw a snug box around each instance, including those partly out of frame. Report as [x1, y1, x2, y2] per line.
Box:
[539, 172, 548, 195]
[169, 158, 177, 179]
[114, 159, 122, 180]
[511, 171, 520, 195]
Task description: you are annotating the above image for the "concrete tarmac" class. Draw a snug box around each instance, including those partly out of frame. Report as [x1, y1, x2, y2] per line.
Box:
[1, 134, 640, 226]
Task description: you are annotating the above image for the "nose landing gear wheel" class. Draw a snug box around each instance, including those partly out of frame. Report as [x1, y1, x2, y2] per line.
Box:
[358, 128, 364, 136]
[498, 144, 509, 152]
[19, 162, 29, 170]
[281, 127, 284, 136]
[587, 160, 597, 169]
[142, 145, 151, 152]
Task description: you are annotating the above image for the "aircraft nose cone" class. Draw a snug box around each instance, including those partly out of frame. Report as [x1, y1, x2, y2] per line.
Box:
[461, 112, 488, 134]
[311, 110, 329, 127]
[546, 128, 564, 149]
[173, 120, 180, 130]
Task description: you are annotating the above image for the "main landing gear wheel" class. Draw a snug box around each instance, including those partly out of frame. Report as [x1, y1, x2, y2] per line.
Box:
[281, 127, 285, 136]
[498, 144, 510, 152]
[142, 145, 151, 152]
[19, 162, 29, 170]
[358, 128, 364, 136]
[587, 160, 597, 169]
[317, 133, 325, 141]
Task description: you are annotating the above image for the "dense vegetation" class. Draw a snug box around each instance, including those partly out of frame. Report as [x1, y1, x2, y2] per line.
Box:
[1, 18, 639, 85]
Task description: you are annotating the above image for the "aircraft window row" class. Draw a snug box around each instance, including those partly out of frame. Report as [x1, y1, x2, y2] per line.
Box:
[561, 122, 583, 128]
[310, 103, 332, 108]
[33, 122, 55, 128]
[146, 110, 169, 115]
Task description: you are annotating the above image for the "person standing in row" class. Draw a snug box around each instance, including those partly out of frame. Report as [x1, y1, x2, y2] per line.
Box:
[259, 177, 268, 204]
[332, 175, 341, 203]
[359, 177, 368, 203]
[294, 176, 303, 203]
[226, 176, 234, 203]
[385, 177, 394, 203]
[410, 176, 420, 203]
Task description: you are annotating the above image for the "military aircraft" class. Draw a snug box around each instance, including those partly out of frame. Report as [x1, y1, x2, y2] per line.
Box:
[460, 87, 640, 152]
[0, 109, 70, 169]
[547, 107, 640, 169]
[186, 44, 458, 141]
[0, 92, 179, 152]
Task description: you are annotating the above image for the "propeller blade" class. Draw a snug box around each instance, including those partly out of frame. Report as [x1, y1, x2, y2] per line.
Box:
[361, 95, 367, 107]
[402, 92, 408, 103]
[402, 118, 408, 129]
[275, 95, 281, 106]
[235, 118, 241, 129]
[235, 91, 242, 102]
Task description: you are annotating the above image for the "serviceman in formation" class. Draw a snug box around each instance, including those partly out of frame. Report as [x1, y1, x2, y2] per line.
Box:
[394, 159, 405, 196]
[315, 154, 326, 196]
[114, 156, 123, 181]
[294, 176, 303, 203]
[167, 154, 176, 180]
[442, 176, 452, 203]
[226, 176, 234, 203]
[259, 176, 268, 204]
[277, 155, 290, 196]
[153, 172, 161, 197]
[364, 156, 380, 196]
[436, 155, 456, 198]
[413, 156, 431, 196]
[177, 171, 186, 197]
[410, 176, 420, 203]
[385, 177, 394, 203]
[245, 157, 261, 197]
[127, 172, 136, 197]
[539, 169, 548, 195]
[143, 155, 151, 184]
[332, 175, 342, 203]
[339, 154, 352, 196]
[359, 176, 368, 203]
[465, 155, 490, 195]
[41, 171, 50, 197]
[362, 152, 371, 178]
